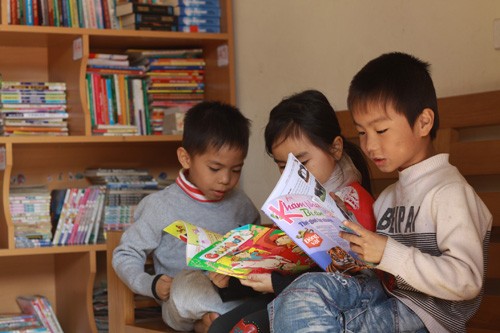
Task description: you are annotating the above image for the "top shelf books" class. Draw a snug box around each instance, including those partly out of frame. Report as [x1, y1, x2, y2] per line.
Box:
[7, 0, 223, 33]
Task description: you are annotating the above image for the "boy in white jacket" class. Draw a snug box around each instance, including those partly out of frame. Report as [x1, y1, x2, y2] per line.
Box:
[269, 52, 492, 333]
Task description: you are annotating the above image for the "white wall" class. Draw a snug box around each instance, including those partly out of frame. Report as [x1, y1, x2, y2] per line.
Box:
[232, 0, 500, 221]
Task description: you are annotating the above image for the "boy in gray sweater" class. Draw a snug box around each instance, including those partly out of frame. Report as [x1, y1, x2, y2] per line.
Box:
[112, 101, 260, 332]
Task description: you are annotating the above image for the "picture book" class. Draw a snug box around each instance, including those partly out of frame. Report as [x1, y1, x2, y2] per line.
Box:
[164, 220, 315, 279]
[261, 153, 371, 274]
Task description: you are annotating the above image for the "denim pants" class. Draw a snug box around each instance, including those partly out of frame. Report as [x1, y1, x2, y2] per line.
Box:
[269, 271, 428, 333]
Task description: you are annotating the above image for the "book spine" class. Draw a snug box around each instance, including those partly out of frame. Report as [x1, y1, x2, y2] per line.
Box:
[141, 79, 151, 135]
[86, 74, 96, 127]
[25, 0, 34, 25]
[135, 13, 177, 24]
[93, 0, 104, 28]
[100, 0, 111, 28]
[32, 0, 39, 25]
[113, 74, 123, 125]
[133, 3, 174, 15]
[77, 0, 85, 27]
[105, 76, 115, 124]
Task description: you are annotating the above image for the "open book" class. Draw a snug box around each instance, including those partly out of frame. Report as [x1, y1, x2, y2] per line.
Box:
[164, 220, 315, 279]
[261, 153, 370, 274]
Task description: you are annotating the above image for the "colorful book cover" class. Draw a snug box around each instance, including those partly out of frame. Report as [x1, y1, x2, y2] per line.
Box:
[261, 153, 372, 274]
[165, 221, 315, 279]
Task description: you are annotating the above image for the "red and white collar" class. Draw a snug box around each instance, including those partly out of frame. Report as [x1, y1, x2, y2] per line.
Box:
[175, 169, 222, 203]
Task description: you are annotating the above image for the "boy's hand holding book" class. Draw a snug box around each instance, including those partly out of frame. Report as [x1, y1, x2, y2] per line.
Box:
[339, 220, 387, 265]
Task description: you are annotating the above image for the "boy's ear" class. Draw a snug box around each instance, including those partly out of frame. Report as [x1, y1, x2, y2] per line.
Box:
[177, 147, 191, 169]
[330, 136, 344, 161]
[417, 108, 435, 137]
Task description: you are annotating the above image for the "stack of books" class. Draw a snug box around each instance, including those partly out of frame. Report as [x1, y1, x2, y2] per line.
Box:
[127, 48, 204, 135]
[86, 53, 150, 136]
[9, 187, 53, 248]
[173, 0, 221, 33]
[0, 81, 68, 136]
[85, 168, 159, 232]
[16, 295, 63, 333]
[51, 186, 106, 246]
[116, 1, 178, 31]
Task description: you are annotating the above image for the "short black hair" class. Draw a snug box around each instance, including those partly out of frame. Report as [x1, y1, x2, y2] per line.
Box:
[347, 52, 439, 139]
[265, 89, 372, 193]
[182, 101, 251, 156]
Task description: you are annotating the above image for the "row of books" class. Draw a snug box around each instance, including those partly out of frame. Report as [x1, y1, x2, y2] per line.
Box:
[8, 0, 221, 32]
[86, 49, 203, 136]
[8, 0, 120, 28]
[117, 0, 221, 32]
[51, 186, 106, 246]
[0, 81, 69, 137]
[85, 168, 161, 232]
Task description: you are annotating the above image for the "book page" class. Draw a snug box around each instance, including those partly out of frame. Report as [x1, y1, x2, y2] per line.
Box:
[164, 220, 223, 263]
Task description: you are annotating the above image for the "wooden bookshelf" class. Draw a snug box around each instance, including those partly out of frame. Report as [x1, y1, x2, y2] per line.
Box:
[0, 0, 235, 332]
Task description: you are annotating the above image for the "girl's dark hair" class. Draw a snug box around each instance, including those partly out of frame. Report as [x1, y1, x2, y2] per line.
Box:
[264, 89, 372, 193]
[183, 101, 250, 157]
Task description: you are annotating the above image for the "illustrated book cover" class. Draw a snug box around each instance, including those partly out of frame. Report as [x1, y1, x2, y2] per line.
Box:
[164, 220, 315, 279]
[261, 153, 371, 274]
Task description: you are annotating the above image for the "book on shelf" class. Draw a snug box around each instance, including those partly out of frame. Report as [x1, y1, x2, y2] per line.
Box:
[173, 5, 220, 17]
[162, 0, 220, 6]
[178, 24, 220, 33]
[164, 220, 316, 279]
[0, 313, 47, 332]
[16, 295, 63, 333]
[261, 153, 371, 274]
[133, 3, 175, 15]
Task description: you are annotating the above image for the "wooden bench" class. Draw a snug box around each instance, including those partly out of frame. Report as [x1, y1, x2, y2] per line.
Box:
[337, 89, 500, 333]
[106, 230, 183, 333]
[106, 90, 500, 332]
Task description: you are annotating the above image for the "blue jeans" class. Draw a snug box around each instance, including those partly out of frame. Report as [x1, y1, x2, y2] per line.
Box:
[269, 271, 428, 333]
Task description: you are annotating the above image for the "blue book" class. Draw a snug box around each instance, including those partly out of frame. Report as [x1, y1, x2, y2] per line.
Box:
[174, 5, 221, 17]
[178, 24, 220, 33]
[25, 0, 34, 25]
[177, 15, 220, 26]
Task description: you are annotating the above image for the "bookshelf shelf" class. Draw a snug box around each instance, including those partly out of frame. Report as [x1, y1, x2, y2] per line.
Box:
[0, 0, 235, 331]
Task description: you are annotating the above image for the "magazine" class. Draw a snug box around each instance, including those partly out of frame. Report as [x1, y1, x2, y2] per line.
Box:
[261, 153, 371, 274]
[164, 220, 315, 279]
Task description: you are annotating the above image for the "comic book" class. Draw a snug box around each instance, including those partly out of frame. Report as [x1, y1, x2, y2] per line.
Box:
[164, 220, 315, 279]
[261, 153, 371, 274]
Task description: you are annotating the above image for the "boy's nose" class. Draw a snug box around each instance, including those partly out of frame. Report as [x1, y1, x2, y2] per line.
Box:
[218, 172, 230, 185]
[363, 134, 378, 154]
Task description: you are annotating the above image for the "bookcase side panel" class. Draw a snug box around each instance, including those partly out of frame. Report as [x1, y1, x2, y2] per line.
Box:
[55, 251, 96, 333]
[204, 43, 234, 104]
[0, 143, 13, 249]
[48, 34, 86, 136]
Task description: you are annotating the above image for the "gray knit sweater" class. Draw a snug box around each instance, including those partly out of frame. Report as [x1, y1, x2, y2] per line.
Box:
[112, 182, 260, 298]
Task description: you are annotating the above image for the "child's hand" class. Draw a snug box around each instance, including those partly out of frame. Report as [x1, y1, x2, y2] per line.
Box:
[208, 272, 230, 288]
[156, 275, 173, 301]
[240, 273, 274, 293]
[339, 220, 388, 265]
